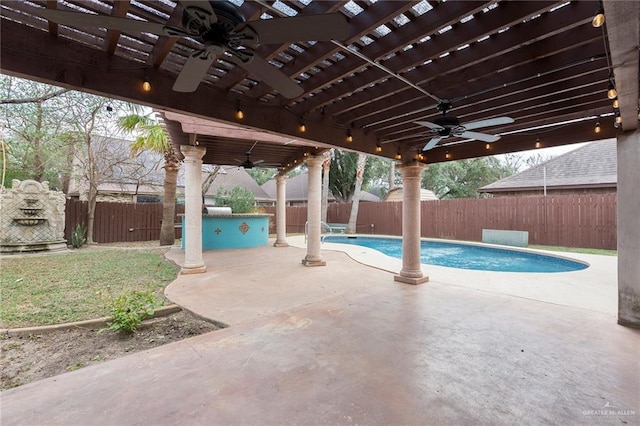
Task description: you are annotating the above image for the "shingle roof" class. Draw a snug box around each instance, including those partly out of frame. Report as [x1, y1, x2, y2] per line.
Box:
[262, 172, 380, 202]
[479, 139, 617, 193]
[177, 166, 273, 201]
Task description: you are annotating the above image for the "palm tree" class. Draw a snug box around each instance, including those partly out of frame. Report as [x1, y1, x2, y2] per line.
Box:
[118, 113, 180, 246]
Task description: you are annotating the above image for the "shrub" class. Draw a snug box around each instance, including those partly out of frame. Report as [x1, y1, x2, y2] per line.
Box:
[71, 223, 87, 248]
[107, 288, 161, 333]
[214, 186, 256, 213]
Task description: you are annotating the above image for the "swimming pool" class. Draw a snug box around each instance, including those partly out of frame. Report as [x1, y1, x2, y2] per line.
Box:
[322, 236, 588, 273]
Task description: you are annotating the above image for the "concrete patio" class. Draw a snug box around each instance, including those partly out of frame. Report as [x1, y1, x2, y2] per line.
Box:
[1, 240, 638, 425]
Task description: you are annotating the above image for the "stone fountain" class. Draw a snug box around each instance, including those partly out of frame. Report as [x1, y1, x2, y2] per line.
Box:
[0, 179, 67, 253]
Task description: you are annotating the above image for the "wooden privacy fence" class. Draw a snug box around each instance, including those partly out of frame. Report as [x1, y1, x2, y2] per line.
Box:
[65, 199, 184, 243]
[65, 194, 617, 249]
[325, 193, 617, 250]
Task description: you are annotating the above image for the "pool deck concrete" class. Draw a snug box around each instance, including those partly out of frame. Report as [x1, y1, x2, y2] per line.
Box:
[1, 238, 638, 425]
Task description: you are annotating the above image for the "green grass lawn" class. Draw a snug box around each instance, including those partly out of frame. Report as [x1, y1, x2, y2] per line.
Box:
[530, 245, 617, 256]
[0, 249, 179, 328]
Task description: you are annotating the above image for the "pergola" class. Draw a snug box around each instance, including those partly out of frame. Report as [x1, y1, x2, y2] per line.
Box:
[1, 1, 638, 327]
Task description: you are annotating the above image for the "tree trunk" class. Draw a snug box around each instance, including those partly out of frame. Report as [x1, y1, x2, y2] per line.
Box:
[86, 183, 97, 244]
[201, 165, 221, 203]
[321, 151, 331, 223]
[85, 134, 97, 244]
[61, 139, 76, 194]
[346, 153, 367, 234]
[159, 150, 180, 246]
[389, 160, 396, 191]
[33, 101, 44, 181]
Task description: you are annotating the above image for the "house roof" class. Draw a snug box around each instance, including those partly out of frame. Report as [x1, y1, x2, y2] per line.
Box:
[479, 139, 617, 193]
[176, 166, 273, 201]
[262, 172, 380, 202]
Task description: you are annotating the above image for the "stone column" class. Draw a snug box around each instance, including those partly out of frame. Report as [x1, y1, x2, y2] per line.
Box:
[617, 130, 640, 328]
[394, 161, 429, 285]
[302, 155, 326, 266]
[274, 174, 289, 247]
[180, 145, 206, 274]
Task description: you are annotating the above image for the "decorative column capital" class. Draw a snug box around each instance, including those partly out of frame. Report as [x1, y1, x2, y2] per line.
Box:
[305, 155, 325, 169]
[397, 161, 428, 179]
[180, 145, 206, 160]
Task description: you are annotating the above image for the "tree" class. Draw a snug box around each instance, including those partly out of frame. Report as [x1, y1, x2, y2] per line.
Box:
[346, 153, 367, 234]
[213, 186, 256, 213]
[2, 77, 161, 244]
[362, 156, 397, 198]
[64, 93, 134, 244]
[422, 157, 514, 199]
[501, 152, 552, 173]
[321, 150, 331, 223]
[118, 112, 179, 246]
[0, 76, 72, 188]
[246, 167, 278, 186]
[329, 150, 377, 202]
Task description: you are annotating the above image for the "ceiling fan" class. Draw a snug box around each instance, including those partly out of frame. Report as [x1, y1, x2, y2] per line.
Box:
[415, 101, 514, 151]
[35, 1, 350, 98]
[235, 142, 279, 169]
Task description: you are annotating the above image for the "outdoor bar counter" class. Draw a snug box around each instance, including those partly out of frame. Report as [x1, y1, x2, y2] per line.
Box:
[181, 210, 271, 250]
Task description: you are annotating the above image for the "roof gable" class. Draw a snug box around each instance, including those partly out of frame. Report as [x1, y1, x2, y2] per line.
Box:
[480, 139, 617, 192]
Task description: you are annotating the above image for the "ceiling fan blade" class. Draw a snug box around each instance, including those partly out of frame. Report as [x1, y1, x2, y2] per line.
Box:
[423, 136, 444, 151]
[172, 49, 217, 92]
[460, 131, 501, 143]
[415, 121, 445, 131]
[230, 54, 303, 99]
[35, 9, 188, 37]
[463, 116, 514, 131]
[253, 160, 265, 165]
[243, 13, 349, 44]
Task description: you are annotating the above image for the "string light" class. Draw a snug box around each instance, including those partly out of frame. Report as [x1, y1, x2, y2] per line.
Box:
[235, 107, 244, 120]
[445, 151, 451, 159]
[594, 121, 601, 133]
[346, 129, 353, 143]
[142, 76, 151, 92]
[394, 151, 402, 160]
[485, 143, 491, 150]
[535, 137, 541, 148]
[299, 121, 306, 133]
[615, 112, 622, 124]
[375, 143, 382, 153]
[613, 98, 619, 109]
[607, 81, 617, 100]
[592, 5, 605, 28]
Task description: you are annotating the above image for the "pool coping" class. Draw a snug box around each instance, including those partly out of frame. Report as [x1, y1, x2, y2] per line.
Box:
[288, 235, 618, 317]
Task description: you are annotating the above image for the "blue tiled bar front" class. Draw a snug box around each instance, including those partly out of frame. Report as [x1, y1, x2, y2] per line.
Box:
[181, 214, 271, 250]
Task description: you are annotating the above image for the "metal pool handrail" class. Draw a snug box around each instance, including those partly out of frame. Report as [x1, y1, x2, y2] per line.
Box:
[304, 221, 335, 243]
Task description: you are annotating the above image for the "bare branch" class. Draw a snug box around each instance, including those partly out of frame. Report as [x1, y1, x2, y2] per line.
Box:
[0, 88, 70, 105]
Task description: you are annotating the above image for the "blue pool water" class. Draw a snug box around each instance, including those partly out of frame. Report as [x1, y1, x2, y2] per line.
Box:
[323, 236, 588, 273]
